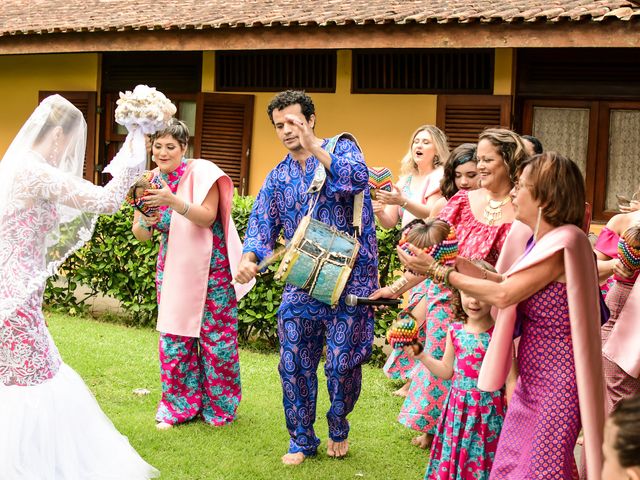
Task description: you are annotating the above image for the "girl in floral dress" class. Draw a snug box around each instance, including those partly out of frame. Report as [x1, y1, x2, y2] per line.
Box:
[132, 119, 252, 429]
[408, 288, 512, 480]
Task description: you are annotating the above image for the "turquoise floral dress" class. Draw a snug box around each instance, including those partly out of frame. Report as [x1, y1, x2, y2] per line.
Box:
[153, 158, 241, 426]
[425, 323, 505, 480]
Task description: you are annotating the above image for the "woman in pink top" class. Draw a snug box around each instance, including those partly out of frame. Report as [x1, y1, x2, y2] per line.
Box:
[594, 210, 640, 415]
[132, 119, 251, 430]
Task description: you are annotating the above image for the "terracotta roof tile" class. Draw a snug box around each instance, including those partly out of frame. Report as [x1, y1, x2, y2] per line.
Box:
[0, 1, 638, 36]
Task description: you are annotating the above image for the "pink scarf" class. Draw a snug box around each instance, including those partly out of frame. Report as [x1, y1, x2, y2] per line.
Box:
[156, 159, 254, 338]
[480, 222, 604, 479]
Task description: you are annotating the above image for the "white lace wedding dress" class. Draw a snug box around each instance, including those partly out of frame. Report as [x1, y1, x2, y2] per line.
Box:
[0, 156, 159, 479]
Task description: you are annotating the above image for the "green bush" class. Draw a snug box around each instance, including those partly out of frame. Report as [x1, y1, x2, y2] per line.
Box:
[369, 222, 402, 366]
[45, 204, 159, 325]
[231, 193, 284, 347]
[44, 194, 401, 364]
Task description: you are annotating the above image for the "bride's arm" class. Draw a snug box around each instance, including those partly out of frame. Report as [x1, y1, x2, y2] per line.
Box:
[26, 163, 143, 214]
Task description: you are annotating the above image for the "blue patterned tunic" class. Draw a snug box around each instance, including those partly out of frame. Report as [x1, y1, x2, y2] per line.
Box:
[243, 136, 379, 314]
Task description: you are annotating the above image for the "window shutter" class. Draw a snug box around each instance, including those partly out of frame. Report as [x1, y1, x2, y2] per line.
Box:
[38, 91, 97, 182]
[102, 52, 202, 94]
[436, 95, 511, 148]
[194, 93, 254, 195]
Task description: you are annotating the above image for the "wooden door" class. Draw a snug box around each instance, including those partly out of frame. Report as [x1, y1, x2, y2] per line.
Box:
[523, 99, 640, 221]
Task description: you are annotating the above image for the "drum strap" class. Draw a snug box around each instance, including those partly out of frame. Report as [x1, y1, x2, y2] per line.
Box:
[306, 132, 365, 236]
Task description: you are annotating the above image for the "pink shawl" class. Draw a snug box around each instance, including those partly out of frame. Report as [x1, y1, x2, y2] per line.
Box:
[603, 274, 640, 378]
[156, 159, 254, 338]
[423, 167, 443, 201]
[479, 222, 604, 479]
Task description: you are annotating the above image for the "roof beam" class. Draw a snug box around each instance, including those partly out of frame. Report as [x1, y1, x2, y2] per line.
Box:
[0, 22, 638, 55]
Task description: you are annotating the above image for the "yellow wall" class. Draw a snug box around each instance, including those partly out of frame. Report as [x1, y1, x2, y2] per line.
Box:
[204, 49, 516, 196]
[0, 54, 99, 156]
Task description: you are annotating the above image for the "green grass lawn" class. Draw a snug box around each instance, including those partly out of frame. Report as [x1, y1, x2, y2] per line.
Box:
[47, 312, 428, 480]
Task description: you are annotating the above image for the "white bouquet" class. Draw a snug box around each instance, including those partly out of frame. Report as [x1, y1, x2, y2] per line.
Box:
[104, 85, 176, 176]
[115, 84, 177, 135]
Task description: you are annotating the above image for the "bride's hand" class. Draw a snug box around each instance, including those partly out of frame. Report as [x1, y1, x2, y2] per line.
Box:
[397, 243, 434, 276]
[142, 179, 177, 209]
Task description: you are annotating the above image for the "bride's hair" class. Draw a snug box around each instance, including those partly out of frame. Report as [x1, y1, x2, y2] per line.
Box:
[33, 101, 82, 145]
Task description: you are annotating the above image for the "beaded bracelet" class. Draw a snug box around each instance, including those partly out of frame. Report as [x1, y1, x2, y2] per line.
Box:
[443, 266, 454, 286]
[428, 262, 454, 286]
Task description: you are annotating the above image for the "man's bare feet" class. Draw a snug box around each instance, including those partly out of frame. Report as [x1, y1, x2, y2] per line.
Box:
[327, 439, 349, 458]
[281, 452, 306, 465]
[410, 433, 432, 449]
[392, 381, 411, 397]
[155, 421, 173, 431]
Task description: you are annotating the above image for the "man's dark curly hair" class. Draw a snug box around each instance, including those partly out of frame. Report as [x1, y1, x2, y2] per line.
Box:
[267, 90, 315, 125]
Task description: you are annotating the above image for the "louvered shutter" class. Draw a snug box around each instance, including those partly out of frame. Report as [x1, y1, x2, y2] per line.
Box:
[38, 91, 97, 182]
[436, 95, 511, 148]
[194, 93, 254, 195]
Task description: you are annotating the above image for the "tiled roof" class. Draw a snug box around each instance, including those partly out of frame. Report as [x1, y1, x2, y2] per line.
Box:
[1, 1, 639, 36]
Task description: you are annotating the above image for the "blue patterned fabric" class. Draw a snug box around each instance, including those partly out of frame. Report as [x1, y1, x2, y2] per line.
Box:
[243, 136, 379, 455]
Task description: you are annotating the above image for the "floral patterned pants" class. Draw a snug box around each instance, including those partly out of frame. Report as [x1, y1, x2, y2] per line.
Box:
[156, 290, 241, 426]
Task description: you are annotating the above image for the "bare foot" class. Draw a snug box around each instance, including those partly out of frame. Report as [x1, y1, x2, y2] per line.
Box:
[281, 452, 306, 465]
[327, 439, 349, 458]
[410, 433, 433, 449]
[155, 421, 173, 431]
[392, 381, 411, 397]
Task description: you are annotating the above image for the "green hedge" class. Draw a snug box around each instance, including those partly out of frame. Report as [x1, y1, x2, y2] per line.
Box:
[45, 194, 401, 364]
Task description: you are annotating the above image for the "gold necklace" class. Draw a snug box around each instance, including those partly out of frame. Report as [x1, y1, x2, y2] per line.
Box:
[483, 195, 511, 226]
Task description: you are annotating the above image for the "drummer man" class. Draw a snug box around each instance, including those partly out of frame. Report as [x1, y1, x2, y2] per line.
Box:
[234, 90, 378, 465]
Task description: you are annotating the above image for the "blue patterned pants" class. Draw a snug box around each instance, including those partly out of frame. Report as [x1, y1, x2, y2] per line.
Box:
[277, 305, 374, 455]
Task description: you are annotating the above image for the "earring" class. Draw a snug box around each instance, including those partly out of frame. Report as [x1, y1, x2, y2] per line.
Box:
[49, 139, 59, 163]
[534, 207, 542, 241]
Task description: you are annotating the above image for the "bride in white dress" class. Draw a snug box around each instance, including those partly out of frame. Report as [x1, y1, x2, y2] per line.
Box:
[0, 95, 159, 479]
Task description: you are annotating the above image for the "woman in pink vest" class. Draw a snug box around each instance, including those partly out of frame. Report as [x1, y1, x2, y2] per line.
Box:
[132, 119, 252, 429]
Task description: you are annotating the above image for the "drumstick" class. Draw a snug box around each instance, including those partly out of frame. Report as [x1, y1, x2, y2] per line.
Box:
[231, 245, 287, 285]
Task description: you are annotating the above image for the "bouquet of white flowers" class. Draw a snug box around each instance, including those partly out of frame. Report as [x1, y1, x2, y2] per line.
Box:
[104, 85, 176, 175]
[115, 85, 177, 134]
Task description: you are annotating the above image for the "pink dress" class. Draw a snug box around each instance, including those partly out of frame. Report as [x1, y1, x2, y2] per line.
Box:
[426, 323, 505, 480]
[491, 282, 580, 479]
[594, 227, 640, 415]
[398, 190, 511, 435]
